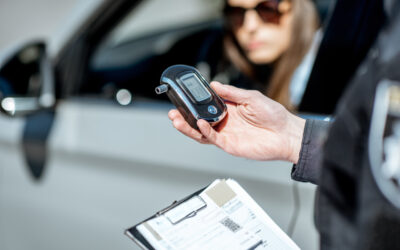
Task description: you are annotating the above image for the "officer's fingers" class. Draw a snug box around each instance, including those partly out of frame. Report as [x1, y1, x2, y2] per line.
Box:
[173, 118, 209, 144]
[197, 119, 223, 147]
[169, 110, 210, 144]
[210, 81, 251, 104]
[168, 109, 181, 121]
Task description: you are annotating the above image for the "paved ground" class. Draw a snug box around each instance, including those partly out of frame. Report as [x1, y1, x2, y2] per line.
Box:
[0, 0, 79, 51]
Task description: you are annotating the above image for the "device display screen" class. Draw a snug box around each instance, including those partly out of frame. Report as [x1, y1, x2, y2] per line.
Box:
[180, 73, 211, 102]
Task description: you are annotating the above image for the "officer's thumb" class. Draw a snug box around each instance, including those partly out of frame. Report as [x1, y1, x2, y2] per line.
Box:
[210, 81, 249, 104]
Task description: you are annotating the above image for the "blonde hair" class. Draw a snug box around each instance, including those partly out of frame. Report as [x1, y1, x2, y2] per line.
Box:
[224, 0, 319, 110]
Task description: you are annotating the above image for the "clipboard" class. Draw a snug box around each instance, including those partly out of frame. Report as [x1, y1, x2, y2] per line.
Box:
[124, 179, 300, 250]
[124, 186, 207, 250]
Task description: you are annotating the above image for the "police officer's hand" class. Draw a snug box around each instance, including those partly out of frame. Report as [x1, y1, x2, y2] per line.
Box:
[168, 81, 305, 163]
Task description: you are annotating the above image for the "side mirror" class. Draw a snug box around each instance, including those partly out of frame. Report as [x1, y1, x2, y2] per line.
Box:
[0, 41, 55, 116]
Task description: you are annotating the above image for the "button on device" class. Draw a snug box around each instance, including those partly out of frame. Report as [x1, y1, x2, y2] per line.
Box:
[208, 105, 217, 114]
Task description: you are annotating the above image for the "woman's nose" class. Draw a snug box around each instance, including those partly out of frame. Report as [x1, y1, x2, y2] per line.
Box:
[242, 10, 262, 32]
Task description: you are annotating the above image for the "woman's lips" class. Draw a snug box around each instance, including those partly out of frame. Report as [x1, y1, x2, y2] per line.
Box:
[246, 41, 265, 50]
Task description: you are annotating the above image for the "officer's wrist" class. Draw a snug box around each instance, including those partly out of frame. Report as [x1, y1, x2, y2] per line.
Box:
[286, 114, 306, 164]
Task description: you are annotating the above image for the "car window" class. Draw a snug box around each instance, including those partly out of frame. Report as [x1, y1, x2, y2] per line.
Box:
[84, 0, 224, 105]
[84, 0, 338, 114]
[106, 0, 223, 47]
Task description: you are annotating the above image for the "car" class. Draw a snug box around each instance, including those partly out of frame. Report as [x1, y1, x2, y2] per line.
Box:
[0, 0, 342, 249]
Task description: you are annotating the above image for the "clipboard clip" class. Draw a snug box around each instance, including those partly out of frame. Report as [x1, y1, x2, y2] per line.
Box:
[156, 200, 178, 216]
[156, 195, 207, 225]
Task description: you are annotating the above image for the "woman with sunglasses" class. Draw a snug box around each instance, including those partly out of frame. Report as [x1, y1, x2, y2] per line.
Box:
[221, 0, 319, 110]
[156, 0, 319, 110]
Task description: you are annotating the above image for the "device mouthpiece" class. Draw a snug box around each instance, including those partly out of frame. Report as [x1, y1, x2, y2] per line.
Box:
[155, 84, 168, 94]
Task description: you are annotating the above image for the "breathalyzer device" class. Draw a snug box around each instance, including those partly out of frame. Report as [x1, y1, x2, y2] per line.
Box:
[155, 65, 227, 129]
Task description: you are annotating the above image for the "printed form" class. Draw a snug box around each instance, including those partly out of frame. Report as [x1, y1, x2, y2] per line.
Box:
[135, 179, 300, 250]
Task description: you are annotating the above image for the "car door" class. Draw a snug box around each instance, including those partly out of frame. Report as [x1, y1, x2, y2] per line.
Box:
[0, 0, 318, 250]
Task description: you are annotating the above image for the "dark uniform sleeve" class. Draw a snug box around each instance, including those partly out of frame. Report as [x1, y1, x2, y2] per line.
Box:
[291, 119, 330, 185]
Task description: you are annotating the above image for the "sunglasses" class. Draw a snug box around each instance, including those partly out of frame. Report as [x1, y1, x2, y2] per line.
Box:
[224, 0, 282, 26]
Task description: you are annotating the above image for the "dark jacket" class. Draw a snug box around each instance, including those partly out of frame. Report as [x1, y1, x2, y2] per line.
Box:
[292, 1, 400, 249]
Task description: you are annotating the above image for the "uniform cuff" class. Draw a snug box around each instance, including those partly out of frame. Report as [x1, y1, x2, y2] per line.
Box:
[291, 119, 330, 184]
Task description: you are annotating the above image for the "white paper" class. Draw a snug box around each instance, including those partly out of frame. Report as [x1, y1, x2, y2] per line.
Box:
[136, 179, 300, 250]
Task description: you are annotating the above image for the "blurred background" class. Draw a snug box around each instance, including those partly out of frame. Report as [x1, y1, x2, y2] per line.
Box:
[0, 0, 79, 51]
